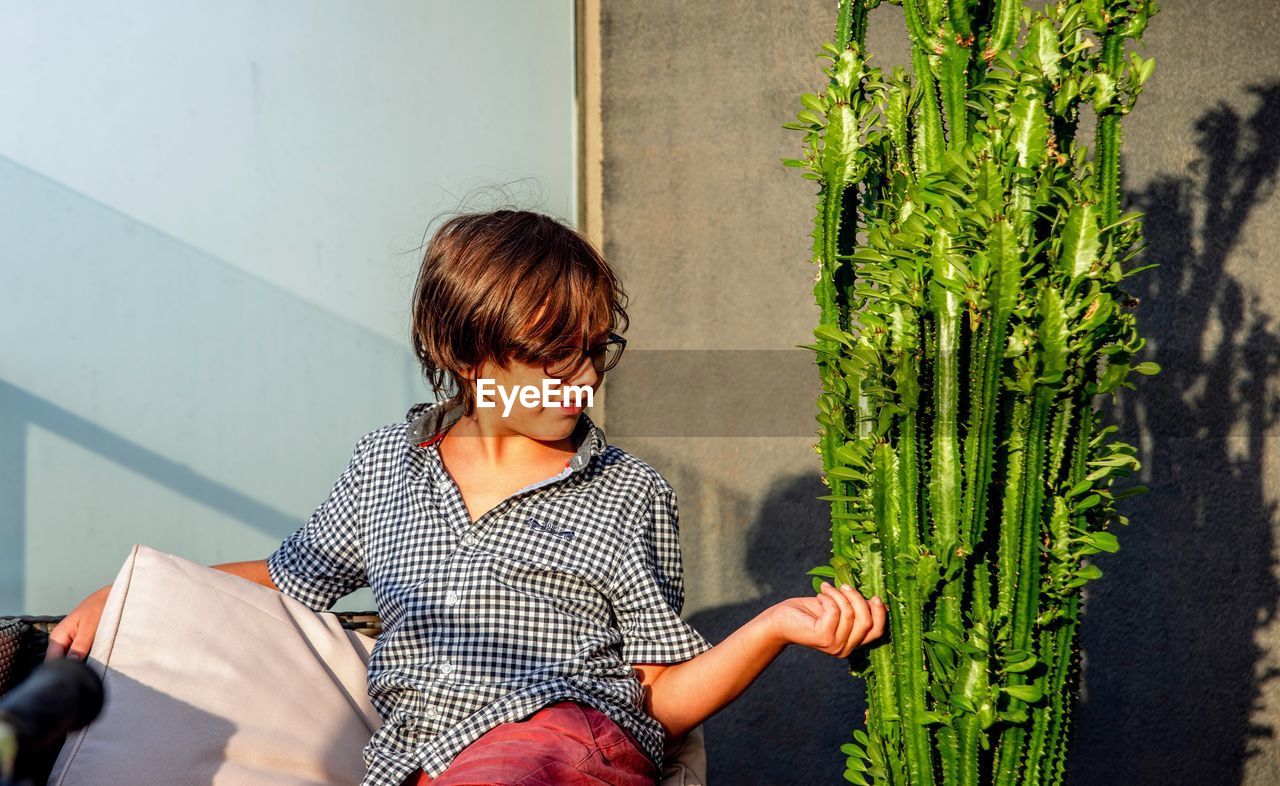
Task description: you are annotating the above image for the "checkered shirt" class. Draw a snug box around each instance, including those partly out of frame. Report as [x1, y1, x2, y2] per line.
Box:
[266, 400, 713, 786]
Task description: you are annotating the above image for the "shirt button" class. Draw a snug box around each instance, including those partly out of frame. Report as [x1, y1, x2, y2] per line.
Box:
[461, 532, 478, 548]
[439, 660, 455, 675]
[445, 591, 460, 607]
[435, 479, 450, 493]
[425, 706, 440, 719]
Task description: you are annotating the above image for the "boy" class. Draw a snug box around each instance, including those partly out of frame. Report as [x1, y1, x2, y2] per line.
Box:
[47, 209, 886, 785]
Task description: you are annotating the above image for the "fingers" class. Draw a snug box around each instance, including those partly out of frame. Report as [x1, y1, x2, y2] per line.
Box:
[45, 618, 94, 662]
[865, 594, 887, 644]
[812, 582, 890, 658]
[820, 582, 869, 657]
[837, 585, 873, 657]
[46, 638, 67, 660]
[45, 618, 74, 661]
[813, 587, 839, 641]
[820, 582, 855, 655]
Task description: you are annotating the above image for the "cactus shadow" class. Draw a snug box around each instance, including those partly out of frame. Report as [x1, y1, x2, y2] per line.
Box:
[1068, 83, 1280, 785]
[686, 82, 1280, 786]
[687, 471, 868, 786]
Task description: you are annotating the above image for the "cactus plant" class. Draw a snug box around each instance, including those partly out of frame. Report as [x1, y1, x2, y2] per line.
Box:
[784, 0, 1159, 783]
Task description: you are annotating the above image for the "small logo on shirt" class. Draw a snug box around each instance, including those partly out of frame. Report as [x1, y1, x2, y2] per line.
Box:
[527, 517, 575, 541]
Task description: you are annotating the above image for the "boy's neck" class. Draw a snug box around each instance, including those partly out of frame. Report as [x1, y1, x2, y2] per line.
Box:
[440, 411, 579, 470]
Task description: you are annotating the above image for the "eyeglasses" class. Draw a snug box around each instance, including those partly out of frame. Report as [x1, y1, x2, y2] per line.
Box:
[542, 331, 627, 378]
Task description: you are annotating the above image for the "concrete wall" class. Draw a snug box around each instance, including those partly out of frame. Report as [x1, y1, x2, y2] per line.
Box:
[598, 1, 1280, 783]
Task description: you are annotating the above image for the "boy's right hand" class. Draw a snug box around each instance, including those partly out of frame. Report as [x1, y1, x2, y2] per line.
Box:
[45, 585, 113, 661]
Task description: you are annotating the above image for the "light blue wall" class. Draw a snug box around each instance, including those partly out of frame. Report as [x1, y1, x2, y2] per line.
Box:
[0, 0, 577, 614]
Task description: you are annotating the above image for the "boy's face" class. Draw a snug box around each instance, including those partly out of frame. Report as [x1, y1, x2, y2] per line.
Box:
[468, 341, 603, 443]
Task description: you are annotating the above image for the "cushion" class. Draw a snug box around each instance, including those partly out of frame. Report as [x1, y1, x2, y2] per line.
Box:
[48, 544, 381, 785]
[46, 544, 707, 785]
[661, 725, 707, 786]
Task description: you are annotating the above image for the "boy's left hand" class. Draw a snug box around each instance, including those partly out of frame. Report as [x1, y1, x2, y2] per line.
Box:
[766, 582, 887, 657]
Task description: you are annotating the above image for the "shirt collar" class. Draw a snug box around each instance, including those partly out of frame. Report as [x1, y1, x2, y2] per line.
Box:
[403, 399, 608, 474]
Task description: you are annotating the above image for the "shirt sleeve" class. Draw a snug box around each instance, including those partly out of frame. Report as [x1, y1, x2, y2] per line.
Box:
[606, 481, 713, 664]
[267, 434, 371, 612]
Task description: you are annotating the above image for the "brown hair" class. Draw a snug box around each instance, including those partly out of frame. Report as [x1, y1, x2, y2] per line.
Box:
[410, 209, 630, 417]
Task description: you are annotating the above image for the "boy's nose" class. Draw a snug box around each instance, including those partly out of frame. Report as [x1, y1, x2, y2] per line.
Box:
[564, 360, 601, 390]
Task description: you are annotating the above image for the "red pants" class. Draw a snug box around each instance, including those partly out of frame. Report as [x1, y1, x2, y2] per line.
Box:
[400, 701, 659, 785]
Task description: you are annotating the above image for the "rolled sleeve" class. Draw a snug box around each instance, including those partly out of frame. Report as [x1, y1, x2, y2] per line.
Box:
[267, 435, 371, 611]
[607, 482, 713, 664]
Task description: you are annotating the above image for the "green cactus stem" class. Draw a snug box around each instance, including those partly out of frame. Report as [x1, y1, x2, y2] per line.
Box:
[786, 0, 1161, 782]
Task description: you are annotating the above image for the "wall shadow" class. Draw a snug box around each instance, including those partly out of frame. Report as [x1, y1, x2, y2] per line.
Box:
[0, 154, 419, 614]
[0, 378, 300, 616]
[1068, 84, 1280, 784]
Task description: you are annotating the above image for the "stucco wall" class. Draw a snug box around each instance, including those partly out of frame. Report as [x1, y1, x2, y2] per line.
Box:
[0, 0, 578, 615]
[599, 1, 1280, 783]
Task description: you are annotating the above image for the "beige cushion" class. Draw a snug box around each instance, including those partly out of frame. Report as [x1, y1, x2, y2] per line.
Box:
[661, 725, 707, 786]
[48, 544, 707, 785]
